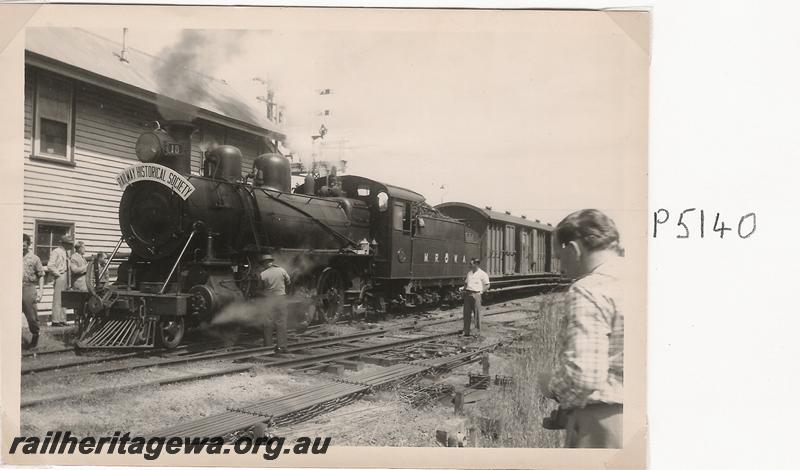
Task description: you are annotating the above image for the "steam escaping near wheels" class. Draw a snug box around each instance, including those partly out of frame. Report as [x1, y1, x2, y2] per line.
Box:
[211, 295, 315, 330]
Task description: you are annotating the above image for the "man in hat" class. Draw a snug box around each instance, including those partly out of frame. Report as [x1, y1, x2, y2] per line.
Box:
[47, 235, 73, 326]
[22, 234, 45, 348]
[257, 253, 291, 352]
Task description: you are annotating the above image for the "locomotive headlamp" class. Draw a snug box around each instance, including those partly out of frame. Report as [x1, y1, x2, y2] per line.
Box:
[135, 130, 182, 163]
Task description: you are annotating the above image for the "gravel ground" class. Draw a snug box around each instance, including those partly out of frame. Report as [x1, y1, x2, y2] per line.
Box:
[20, 295, 546, 445]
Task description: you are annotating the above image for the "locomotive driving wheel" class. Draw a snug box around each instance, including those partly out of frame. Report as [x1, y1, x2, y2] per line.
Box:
[156, 317, 185, 349]
[316, 267, 345, 323]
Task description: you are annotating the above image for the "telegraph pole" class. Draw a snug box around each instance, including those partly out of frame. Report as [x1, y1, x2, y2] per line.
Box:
[253, 77, 281, 124]
[311, 87, 335, 176]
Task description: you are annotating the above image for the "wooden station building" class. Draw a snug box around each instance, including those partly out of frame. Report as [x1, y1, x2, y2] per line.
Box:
[23, 28, 285, 319]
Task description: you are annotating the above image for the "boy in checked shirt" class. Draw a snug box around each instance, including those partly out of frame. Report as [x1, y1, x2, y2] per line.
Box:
[539, 209, 624, 448]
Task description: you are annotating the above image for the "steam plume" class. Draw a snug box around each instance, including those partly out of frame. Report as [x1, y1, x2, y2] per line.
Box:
[153, 29, 247, 121]
[212, 295, 314, 328]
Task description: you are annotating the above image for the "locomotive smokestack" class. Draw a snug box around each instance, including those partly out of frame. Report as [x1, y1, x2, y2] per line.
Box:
[163, 121, 196, 175]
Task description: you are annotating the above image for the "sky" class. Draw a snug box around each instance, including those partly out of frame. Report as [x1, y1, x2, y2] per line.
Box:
[87, 21, 646, 240]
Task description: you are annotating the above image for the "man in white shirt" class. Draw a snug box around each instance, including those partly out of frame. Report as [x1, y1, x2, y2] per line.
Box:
[463, 258, 490, 337]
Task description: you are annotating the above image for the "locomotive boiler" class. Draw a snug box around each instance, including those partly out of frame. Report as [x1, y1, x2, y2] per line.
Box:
[65, 121, 373, 348]
[63, 120, 564, 350]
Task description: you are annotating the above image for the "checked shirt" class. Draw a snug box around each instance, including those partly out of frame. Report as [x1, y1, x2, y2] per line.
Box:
[22, 251, 44, 285]
[548, 259, 624, 409]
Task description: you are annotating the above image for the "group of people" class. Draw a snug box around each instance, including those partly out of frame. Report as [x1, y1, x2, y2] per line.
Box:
[21, 234, 110, 348]
[460, 209, 624, 448]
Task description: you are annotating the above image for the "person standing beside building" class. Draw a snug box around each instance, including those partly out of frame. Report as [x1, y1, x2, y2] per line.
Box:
[462, 258, 490, 337]
[257, 254, 291, 352]
[540, 209, 624, 448]
[70, 241, 89, 291]
[47, 236, 73, 326]
[22, 234, 45, 349]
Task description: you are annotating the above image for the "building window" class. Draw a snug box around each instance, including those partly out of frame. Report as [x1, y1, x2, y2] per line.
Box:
[35, 221, 74, 264]
[33, 71, 74, 163]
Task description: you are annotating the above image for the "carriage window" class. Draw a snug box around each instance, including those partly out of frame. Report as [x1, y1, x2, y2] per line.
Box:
[376, 191, 389, 212]
[357, 184, 371, 197]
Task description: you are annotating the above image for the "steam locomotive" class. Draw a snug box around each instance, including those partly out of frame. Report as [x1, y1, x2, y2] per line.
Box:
[63, 121, 563, 349]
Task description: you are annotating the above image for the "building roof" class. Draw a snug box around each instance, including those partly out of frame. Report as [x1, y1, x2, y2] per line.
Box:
[25, 28, 284, 138]
[435, 202, 554, 231]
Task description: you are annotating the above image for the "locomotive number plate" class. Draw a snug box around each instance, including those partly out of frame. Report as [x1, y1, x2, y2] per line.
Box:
[164, 143, 182, 156]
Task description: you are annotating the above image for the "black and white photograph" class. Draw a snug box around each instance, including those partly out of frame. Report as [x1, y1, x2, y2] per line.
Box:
[3, 6, 648, 468]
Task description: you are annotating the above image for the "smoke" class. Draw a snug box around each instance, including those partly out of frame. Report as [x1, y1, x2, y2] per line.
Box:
[153, 30, 248, 121]
[286, 253, 321, 280]
[281, 129, 312, 158]
[212, 297, 276, 327]
[194, 321, 248, 347]
[211, 295, 314, 329]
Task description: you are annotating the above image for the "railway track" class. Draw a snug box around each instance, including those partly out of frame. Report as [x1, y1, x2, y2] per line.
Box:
[21, 306, 531, 408]
[22, 347, 74, 358]
[21, 365, 255, 408]
[22, 329, 383, 377]
[21, 335, 260, 375]
[20, 322, 372, 375]
[22, 327, 468, 408]
[20, 313, 436, 375]
[21, 325, 331, 373]
[22, 305, 526, 378]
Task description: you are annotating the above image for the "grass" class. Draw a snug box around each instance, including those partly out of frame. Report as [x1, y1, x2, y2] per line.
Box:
[471, 292, 567, 448]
